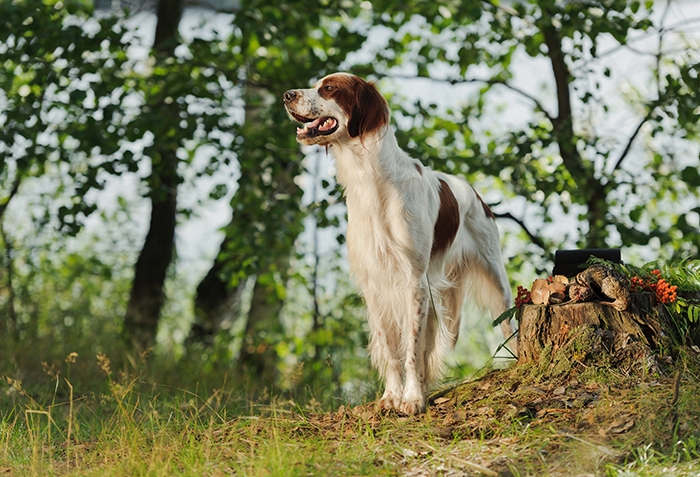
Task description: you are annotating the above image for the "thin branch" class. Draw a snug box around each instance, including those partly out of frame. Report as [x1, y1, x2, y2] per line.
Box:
[418, 440, 499, 477]
[671, 367, 683, 438]
[494, 211, 547, 252]
[664, 15, 700, 34]
[611, 104, 659, 174]
[656, 0, 674, 96]
[572, 42, 658, 75]
[310, 150, 322, 362]
[486, 79, 555, 122]
[610, 2, 672, 174]
[377, 73, 555, 122]
[586, 15, 700, 65]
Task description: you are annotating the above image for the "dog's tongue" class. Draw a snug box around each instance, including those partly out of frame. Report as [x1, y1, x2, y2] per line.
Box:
[297, 117, 336, 135]
[297, 117, 323, 135]
[307, 117, 324, 129]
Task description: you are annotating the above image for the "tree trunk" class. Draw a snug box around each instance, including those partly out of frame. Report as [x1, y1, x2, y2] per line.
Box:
[123, 0, 182, 353]
[188, 256, 246, 346]
[517, 294, 668, 373]
[236, 258, 288, 383]
[188, 84, 302, 352]
[124, 174, 178, 352]
[540, 14, 609, 248]
[0, 174, 22, 342]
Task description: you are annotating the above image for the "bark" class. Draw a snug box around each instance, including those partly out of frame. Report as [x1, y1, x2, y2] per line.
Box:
[0, 174, 21, 341]
[188, 84, 301, 353]
[231, 87, 301, 379]
[188, 252, 247, 346]
[517, 294, 668, 372]
[236, 260, 288, 382]
[0, 222, 18, 342]
[123, 0, 182, 352]
[123, 171, 178, 351]
[541, 15, 609, 248]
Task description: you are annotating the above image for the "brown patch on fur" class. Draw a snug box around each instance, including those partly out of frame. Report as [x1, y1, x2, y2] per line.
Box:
[472, 187, 495, 220]
[414, 163, 423, 175]
[431, 179, 460, 258]
[318, 74, 389, 138]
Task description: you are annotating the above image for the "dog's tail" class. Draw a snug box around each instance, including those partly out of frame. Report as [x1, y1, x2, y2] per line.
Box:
[469, 258, 516, 355]
[437, 255, 516, 357]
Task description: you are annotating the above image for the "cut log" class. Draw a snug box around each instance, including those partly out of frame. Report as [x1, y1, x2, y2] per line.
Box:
[517, 294, 669, 372]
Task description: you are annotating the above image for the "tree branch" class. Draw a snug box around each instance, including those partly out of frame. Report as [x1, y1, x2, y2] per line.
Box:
[376, 73, 555, 122]
[611, 104, 659, 174]
[611, 1, 673, 175]
[540, 14, 609, 248]
[481, 79, 555, 123]
[494, 211, 547, 252]
[581, 13, 700, 66]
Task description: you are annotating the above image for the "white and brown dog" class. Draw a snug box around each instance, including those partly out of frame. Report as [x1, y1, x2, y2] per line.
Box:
[283, 73, 515, 415]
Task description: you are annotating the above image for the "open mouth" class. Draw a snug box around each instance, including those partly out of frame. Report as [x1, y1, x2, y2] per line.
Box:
[290, 112, 339, 139]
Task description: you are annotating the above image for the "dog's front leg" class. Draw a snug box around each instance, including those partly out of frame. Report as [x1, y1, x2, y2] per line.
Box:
[365, 292, 405, 411]
[399, 282, 429, 415]
[377, 360, 404, 411]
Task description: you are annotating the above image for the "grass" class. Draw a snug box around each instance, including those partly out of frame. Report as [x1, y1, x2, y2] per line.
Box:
[2, 347, 700, 476]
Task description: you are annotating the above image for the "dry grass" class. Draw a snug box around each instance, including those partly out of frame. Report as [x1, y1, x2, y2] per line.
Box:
[2, 348, 700, 476]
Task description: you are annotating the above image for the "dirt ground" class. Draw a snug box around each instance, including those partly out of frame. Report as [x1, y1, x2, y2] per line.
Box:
[283, 349, 700, 476]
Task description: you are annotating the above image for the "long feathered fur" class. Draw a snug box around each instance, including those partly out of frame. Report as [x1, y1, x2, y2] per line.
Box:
[283, 73, 515, 415]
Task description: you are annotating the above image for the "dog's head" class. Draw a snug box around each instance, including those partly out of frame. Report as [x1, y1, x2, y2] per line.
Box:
[283, 73, 389, 146]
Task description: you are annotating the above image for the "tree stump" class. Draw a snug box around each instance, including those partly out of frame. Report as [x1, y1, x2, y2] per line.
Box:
[517, 294, 669, 372]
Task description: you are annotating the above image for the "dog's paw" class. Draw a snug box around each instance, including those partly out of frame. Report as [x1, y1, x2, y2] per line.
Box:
[398, 396, 425, 416]
[377, 391, 402, 411]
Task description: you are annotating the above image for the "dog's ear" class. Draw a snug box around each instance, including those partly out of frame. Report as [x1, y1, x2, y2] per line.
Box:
[348, 80, 389, 138]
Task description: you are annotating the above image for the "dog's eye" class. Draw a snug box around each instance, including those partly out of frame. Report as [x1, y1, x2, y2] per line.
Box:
[323, 85, 334, 91]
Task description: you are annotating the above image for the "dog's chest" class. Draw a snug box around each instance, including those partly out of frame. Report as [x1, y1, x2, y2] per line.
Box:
[343, 180, 423, 278]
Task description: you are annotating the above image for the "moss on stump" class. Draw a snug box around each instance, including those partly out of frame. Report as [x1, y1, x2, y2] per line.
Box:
[517, 294, 672, 376]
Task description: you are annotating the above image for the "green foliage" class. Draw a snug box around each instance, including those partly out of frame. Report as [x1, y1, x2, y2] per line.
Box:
[0, 0, 132, 233]
[628, 259, 700, 344]
[585, 256, 700, 346]
[191, 0, 373, 387]
[210, 0, 367, 287]
[0, 208, 136, 388]
[2, 0, 700, 418]
[0, 0, 240, 233]
[281, 260, 375, 405]
[2, 4, 700, 473]
[359, 0, 700, 272]
[0, 0, 378, 403]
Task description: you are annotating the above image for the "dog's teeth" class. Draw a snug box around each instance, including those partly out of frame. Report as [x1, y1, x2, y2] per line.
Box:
[318, 118, 335, 131]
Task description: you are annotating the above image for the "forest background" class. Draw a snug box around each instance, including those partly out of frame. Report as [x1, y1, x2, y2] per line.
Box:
[1, 0, 699, 408]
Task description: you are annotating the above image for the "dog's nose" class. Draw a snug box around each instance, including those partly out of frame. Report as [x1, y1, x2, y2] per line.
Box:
[283, 90, 297, 103]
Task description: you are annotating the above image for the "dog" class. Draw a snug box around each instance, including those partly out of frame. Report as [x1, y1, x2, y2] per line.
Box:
[283, 73, 515, 415]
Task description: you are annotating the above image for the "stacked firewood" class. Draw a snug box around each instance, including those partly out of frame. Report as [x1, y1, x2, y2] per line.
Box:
[527, 264, 630, 312]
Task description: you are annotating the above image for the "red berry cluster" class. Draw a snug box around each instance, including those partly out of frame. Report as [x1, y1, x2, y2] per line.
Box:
[515, 285, 532, 307]
[631, 269, 679, 304]
[630, 275, 646, 292]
